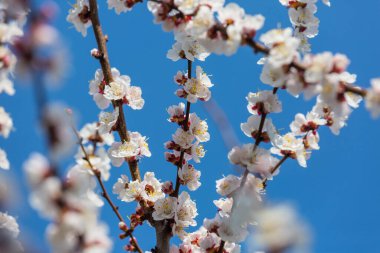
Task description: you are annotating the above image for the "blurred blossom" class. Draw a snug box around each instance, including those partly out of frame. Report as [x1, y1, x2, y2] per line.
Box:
[249, 204, 311, 253]
[14, 1, 69, 86]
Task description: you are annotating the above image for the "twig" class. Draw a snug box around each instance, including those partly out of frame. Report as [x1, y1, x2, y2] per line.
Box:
[262, 155, 289, 188]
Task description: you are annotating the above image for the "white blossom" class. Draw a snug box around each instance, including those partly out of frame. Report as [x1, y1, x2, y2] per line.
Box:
[183, 66, 213, 103]
[98, 108, 119, 134]
[216, 175, 241, 196]
[189, 113, 210, 142]
[153, 196, 177, 220]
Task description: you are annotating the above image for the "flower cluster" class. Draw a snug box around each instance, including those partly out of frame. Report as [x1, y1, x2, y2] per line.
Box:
[148, 1, 265, 55]
[260, 29, 362, 134]
[279, 0, 331, 52]
[0, 1, 26, 170]
[167, 33, 210, 62]
[157, 46, 213, 238]
[173, 66, 213, 103]
[24, 153, 112, 253]
[90, 67, 145, 110]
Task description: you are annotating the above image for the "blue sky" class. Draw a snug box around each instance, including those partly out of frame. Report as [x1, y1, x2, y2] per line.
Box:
[1, 0, 380, 252]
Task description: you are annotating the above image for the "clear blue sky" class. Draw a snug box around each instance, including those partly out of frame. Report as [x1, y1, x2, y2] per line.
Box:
[1, 0, 380, 252]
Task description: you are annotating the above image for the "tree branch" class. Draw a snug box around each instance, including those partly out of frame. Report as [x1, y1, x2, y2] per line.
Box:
[88, 0, 142, 182]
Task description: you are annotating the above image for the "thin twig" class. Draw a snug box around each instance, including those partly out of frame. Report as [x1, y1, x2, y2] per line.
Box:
[69, 122, 144, 253]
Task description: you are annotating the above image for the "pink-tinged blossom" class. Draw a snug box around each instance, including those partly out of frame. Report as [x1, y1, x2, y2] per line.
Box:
[271, 133, 309, 167]
[290, 112, 326, 136]
[167, 103, 185, 123]
[66, 0, 91, 37]
[247, 91, 282, 115]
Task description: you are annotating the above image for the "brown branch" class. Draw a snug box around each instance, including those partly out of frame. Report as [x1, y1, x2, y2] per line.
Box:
[345, 84, 368, 97]
[172, 60, 192, 198]
[88, 0, 142, 182]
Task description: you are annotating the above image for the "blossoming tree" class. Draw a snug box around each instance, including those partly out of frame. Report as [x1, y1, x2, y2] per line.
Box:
[1, 0, 380, 253]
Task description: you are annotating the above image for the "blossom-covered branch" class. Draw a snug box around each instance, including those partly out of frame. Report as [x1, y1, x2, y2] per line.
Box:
[87, 0, 143, 182]
[71, 121, 143, 253]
